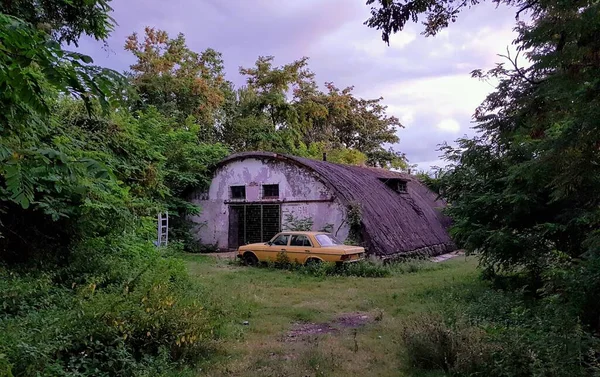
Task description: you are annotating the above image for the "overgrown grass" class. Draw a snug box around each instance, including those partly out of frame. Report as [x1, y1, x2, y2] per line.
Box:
[400, 273, 600, 377]
[0, 237, 228, 377]
[231, 254, 445, 278]
[181, 254, 472, 376]
[181, 254, 600, 377]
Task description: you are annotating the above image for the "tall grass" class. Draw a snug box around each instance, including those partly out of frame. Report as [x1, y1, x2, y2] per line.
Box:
[232, 254, 444, 278]
[399, 279, 600, 377]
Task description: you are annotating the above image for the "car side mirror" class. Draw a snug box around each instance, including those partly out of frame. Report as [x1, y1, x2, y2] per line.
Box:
[267, 241, 273, 246]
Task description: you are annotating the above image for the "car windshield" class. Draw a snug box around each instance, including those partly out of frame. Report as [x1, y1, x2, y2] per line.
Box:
[315, 234, 343, 247]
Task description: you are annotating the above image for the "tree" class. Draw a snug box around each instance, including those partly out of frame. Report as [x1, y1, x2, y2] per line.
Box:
[125, 27, 230, 139]
[367, 0, 600, 275]
[0, 11, 123, 211]
[230, 56, 406, 168]
[364, 0, 530, 42]
[0, 0, 115, 45]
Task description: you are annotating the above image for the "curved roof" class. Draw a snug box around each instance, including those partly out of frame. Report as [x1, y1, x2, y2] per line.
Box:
[217, 152, 455, 258]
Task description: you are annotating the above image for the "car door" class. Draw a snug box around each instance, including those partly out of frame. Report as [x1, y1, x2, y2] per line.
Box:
[262, 233, 290, 262]
[287, 234, 313, 264]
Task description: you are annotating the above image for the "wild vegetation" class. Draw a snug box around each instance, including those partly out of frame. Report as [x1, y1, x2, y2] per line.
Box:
[0, 1, 407, 376]
[367, 0, 600, 375]
[3, 0, 600, 375]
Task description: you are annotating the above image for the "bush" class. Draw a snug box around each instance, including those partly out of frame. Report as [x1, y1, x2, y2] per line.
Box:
[401, 313, 493, 374]
[0, 237, 223, 377]
[401, 280, 600, 377]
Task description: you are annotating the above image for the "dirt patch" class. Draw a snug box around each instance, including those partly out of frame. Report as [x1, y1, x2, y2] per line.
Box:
[334, 312, 372, 328]
[284, 312, 373, 342]
[284, 322, 337, 341]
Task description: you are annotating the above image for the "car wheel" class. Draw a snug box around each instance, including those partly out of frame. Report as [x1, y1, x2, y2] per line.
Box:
[305, 258, 322, 267]
[243, 252, 259, 266]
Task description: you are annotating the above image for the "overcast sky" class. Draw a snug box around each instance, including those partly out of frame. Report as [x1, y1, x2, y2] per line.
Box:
[77, 0, 519, 170]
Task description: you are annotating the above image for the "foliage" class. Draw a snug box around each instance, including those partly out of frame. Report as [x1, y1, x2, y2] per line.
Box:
[401, 313, 492, 373]
[365, 0, 528, 42]
[242, 256, 442, 278]
[367, 2, 600, 376]
[344, 202, 363, 245]
[282, 213, 314, 231]
[223, 56, 406, 168]
[0, 0, 115, 45]
[402, 278, 600, 377]
[0, 10, 225, 377]
[0, 13, 123, 214]
[434, 0, 600, 276]
[319, 223, 334, 233]
[125, 28, 230, 135]
[0, 238, 222, 376]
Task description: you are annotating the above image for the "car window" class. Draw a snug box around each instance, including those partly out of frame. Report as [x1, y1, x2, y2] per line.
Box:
[271, 234, 290, 246]
[315, 234, 343, 247]
[290, 235, 311, 247]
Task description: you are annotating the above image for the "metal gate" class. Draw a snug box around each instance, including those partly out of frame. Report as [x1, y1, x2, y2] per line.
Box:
[228, 204, 280, 249]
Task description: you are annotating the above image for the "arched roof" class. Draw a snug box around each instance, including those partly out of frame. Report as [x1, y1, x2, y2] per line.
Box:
[217, 152, 455, 258]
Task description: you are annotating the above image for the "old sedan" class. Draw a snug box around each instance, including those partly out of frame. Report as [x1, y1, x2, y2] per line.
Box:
[237, 231, 365, 265]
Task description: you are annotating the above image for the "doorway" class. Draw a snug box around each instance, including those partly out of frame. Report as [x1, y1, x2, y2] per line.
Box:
[228, 204, 280, 249]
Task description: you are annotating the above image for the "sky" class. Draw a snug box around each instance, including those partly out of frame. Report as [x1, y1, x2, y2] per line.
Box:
[77, 0, 520, 171]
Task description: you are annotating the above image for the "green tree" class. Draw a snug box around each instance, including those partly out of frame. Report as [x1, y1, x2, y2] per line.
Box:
[0, 12, 123, 212]
[0, 0, 114, 44]
[367, 0, 600, 327]
[229, 56, 406, 168]
[124, 27, 231, 140]
[365, 0, 530, 42]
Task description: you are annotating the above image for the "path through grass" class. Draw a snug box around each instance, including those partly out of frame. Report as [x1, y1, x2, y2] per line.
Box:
[183, 255, 479, 377]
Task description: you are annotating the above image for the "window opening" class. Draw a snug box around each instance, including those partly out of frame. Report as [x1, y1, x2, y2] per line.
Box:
[230, 185, 246, 200]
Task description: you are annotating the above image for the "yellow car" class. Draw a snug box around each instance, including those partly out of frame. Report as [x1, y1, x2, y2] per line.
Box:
[237, 231, 365, 265]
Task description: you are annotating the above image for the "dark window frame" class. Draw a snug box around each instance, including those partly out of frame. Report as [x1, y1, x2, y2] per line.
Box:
[290, 234, 312, 247]
[271, 233, 290, 246]
[230, 185, 246, 200]
[380, 178, 408, 194]
[262, 184, 279, 199]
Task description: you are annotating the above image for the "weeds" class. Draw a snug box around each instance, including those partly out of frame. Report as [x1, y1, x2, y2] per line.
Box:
[231, 254, 444, 278]
[400, 279, 600, 377]
[401, 313, 492, 373]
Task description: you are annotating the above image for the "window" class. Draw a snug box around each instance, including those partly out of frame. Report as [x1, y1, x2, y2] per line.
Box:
[262, 184, 279, 199]
[379, 178, 407, 194]
[271, 234, 290, 246]
[230, 186, 246, 200]
[290, 235, 312, 247]
[315, 234, 343, 247]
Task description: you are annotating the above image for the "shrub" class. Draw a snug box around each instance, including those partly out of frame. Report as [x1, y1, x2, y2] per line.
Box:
[401, 280, 600, 377]
[0, 237, 223, 376]
[401, 313, 493, 374]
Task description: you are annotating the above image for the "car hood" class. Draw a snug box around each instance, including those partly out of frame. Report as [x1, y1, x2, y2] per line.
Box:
[239, 242, 267, 250]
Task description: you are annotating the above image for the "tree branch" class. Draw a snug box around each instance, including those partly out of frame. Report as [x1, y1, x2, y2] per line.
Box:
[515, 1, 537, 19]
[498, 47, 541, 85]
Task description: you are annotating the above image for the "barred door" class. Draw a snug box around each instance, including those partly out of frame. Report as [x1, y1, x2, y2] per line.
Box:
[228, 204, 281, 249]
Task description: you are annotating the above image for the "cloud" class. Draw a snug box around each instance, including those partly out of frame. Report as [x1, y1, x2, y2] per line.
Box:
[78, 0, 521, 169]
[437, 119, 461, 133]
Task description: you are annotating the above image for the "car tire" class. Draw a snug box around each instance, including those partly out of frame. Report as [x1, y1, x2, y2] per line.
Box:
[243, 252, 259, 266]
[305, 258, 322, 267]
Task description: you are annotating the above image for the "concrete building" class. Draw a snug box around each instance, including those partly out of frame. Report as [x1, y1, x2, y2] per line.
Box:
[190, 152, 455, 259]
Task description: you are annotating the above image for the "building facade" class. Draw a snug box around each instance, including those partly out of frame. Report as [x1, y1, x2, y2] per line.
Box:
[190, 152, 455, 258]
[190, 155, 349, 250]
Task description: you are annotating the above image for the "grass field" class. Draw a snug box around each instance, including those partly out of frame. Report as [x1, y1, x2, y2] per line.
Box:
[182, 254, 479, 377]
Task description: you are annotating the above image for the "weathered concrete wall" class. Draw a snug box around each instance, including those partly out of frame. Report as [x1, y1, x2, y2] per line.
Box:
[189, 157, 348, 250]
